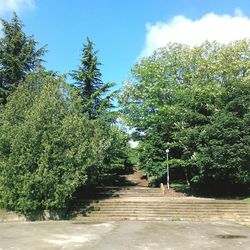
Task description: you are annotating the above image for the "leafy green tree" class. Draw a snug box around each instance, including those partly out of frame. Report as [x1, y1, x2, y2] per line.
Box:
[0, 70, 130, 213]
[0, 73, 90, 213]
[120, 40, 250, 193]
[71, 37, 114, 119]
[0, 12, 46, 105]
[193, 81, 250, 193]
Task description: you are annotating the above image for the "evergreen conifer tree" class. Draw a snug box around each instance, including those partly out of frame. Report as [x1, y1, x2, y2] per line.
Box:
[0, 12, 46, 105]
[71, 37, 114, 119]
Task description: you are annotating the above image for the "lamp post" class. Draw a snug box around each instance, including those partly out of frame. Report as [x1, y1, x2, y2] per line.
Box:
[166, 149, 170, 189]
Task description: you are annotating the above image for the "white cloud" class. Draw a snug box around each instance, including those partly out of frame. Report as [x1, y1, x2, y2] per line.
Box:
[0, 0, 35, 14]
[141, 8, 250, 57]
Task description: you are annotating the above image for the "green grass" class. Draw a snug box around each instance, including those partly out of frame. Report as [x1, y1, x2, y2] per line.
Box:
[243, 197, 250, 203]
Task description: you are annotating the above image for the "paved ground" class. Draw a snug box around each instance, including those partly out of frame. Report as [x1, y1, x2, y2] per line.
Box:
[0, 220, 249, 250]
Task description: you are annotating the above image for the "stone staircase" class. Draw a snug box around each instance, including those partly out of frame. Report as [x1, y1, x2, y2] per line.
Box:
[70, 185, 250, 224]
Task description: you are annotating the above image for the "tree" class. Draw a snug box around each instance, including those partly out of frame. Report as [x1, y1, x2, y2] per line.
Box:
[120, 40, 250, 193]
[0, 73, 90, 213]
[0, 70, 130, 214]
[71, 37, 115, 119]
[0, 12, 46, 105]
[193, 80, 250, 194]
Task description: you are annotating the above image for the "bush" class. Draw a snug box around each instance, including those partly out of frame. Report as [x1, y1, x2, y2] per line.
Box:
[0, 72, 129, 213]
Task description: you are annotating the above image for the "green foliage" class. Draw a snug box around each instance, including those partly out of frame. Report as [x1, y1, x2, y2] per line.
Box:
[127, 148, 139, 165]
[120, 40, 250, 193]
[194, 82, 250, 190]
[0, 72, 129, 213]
[0, 13, 46, 105]
[243, 198, 250, 203]
[0, 14, 131, 214]
[0, 73, 85, 212]
[71, 37, 115, 119]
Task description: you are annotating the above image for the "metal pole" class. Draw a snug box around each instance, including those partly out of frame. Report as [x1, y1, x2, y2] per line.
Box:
[166, 149, 170, 189]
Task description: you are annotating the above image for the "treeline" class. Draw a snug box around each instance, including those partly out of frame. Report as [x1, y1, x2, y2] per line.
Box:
[0, 14, 129, 213]
[1, 13, 249, 214]
[120, 41, 250, 194]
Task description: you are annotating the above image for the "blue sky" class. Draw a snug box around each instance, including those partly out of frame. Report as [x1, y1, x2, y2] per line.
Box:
[1, 0, 250, 90]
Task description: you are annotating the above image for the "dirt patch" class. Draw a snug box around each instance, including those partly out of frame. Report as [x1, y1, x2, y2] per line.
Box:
[164, 187, 187, 197]
[120, 170, 149, 187]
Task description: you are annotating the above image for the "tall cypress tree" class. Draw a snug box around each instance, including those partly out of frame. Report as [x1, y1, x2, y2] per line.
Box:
[0, 12, 46, 105]
[71, 37, 114, 119]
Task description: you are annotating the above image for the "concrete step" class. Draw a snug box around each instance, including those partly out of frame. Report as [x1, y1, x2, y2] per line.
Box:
[74, 202, 250, 207]
[73, 207, 250, 213]
[71, 185, 250, 223]
[86, 215, 250, 221]
[77, 210, 250, 216]
[92, 187, 161, 193]
[86, 206, 248, 212]
[75, 215, 250, 222]
[88, 194, 164, 198]
[86, 207, 250, 212]
[76, 205, 250, 212]
[74, 202, 250, 208]
[95, 186, 158, 190]
[85, 212, 250, 218]
[75, 198, 248, 203]
[73, 204, 250, 214]
[77, 199, 249, 204]
[78, 214, 250, 219]
[95, 191, 162, 194]
[85, 208, 250, 213]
